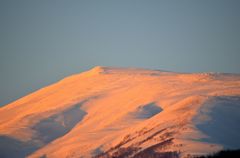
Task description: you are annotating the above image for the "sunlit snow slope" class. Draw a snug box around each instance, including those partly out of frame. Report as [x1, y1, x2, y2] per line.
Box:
[0, 66, 240, 158]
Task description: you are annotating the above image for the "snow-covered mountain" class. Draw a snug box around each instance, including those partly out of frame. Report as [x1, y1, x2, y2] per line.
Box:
[0, 66, 240, 158]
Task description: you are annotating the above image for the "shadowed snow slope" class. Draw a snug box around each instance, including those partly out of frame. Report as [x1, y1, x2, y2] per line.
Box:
[195, 96, 240, 149]
[0, 66, 240, 158]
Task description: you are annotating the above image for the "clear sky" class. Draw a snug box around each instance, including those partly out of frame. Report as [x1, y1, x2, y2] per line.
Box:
[1, 0, 240, 106]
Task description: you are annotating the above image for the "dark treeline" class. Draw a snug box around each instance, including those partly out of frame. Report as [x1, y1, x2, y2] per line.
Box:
[196, 149, 240, 158]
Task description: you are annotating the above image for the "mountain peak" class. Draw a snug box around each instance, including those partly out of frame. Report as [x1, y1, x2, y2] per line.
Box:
[83, 66, 108, 76]
[90, 66, 105, 73]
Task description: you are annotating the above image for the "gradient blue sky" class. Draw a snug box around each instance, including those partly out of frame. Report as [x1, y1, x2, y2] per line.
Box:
[1, 0, 240, 106]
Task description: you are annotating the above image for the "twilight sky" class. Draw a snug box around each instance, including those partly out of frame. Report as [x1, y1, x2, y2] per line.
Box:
[0, 0, 240, 106]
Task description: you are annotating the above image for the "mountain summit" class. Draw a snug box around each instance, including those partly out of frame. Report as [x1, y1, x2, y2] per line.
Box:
[0, 67, 240, 158]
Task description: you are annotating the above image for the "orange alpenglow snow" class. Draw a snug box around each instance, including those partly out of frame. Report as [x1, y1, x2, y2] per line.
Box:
[0, 66, 240, 158]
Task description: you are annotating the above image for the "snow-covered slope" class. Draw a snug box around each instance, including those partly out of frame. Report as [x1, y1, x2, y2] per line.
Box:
[0, 66, 240, 158]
